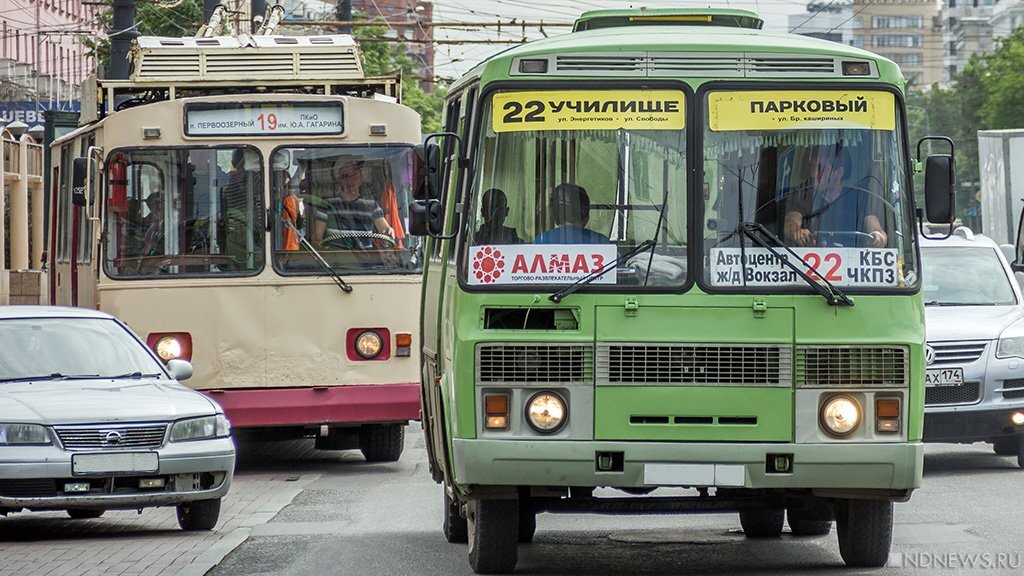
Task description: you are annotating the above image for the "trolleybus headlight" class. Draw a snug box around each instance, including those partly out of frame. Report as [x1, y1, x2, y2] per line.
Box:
[155, 336, 183, 361]
[355, 331, 383, 359]
[525, 392, 567, 433]
[820, 395, 861, 437]
[147, 332, 192, 362]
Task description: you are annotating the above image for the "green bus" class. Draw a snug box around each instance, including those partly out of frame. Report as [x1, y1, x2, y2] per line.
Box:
[411, 8, 955, 574]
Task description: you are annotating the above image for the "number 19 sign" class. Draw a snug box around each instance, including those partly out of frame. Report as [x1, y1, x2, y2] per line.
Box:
[185, 102, 344, 137]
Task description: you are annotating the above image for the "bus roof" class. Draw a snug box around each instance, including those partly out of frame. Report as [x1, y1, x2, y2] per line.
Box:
[573, 8, 764, 32]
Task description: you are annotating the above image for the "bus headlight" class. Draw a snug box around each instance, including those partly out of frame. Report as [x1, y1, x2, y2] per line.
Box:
[155, 336, 183, 361]
[355, 331, 383, 359]
[525, 392, 567, 433]
[820, 395, 861, 437]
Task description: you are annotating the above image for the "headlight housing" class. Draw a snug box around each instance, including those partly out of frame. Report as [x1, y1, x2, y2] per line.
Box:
[996, 336, 1024, 359]
[170, 414, 231, 442]
[820, 395, 861, 437]
[525, 391, 567, 433]
[155, 336, 183, 361]
[355, 330, 383, 359]
[0, 423, 52, 445]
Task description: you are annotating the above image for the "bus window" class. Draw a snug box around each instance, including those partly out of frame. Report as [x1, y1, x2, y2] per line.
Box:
[271, 146, 421, 275]
[103, 146, 265, 277]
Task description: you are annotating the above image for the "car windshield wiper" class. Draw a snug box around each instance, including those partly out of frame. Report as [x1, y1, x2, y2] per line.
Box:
[283, 218, 352, 294]
[549, 240, 655, 303]
[0, 373, 101, 383]
[105, 372, 164, 379]
[738, 222, 854, 307]
[924, 301, 994, 307]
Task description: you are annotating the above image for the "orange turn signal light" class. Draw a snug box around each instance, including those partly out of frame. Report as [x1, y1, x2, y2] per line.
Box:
[396, 333, 413, 347]
[485, 394, 509, 415]
[876, 398, 900, 419]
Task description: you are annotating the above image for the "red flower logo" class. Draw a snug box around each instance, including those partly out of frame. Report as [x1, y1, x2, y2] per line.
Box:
[473, 246, 504, 284]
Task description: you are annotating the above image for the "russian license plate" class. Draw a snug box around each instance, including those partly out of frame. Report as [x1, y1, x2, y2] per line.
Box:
[72, 452, 159, 475]
[925, 368, 964, 387]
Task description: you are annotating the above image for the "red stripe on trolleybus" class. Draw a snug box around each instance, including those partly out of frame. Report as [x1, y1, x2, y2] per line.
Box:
[202, 384, 421, 428]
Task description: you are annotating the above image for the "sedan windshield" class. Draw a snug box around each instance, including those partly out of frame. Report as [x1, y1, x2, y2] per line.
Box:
[465, 89, 688, 289]
[922, 246, 1017, 306]
[0, 318, 167, 381]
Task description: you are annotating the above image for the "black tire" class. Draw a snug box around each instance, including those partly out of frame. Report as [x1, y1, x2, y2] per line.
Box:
[176, 498, 221, 531]
[993, 435, 1019, 456]
[444, 489, 468, 543]
[787, 506, 833, 537]
[66, 509, 104, 520]
[359, 424, 404, 463]
[518, 499, 536, 544]
[1018, 435, 1024, 470]
[467, 499, 519, 574]
[739, 508, 784, 538]
[836, 499, 893, 567]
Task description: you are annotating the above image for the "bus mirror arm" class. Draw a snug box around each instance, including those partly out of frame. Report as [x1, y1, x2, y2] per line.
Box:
[916, 136, 955, 241]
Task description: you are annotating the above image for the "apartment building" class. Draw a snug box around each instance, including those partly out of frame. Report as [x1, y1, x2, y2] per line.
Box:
[851, 0, 944, 86]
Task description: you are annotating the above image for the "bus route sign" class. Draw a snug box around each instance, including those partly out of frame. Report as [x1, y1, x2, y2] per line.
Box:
[708, 90, 895, 132]
[709, 247, 901, 287]
[185, 102, 344, 136]
[491, 90, 686, 133]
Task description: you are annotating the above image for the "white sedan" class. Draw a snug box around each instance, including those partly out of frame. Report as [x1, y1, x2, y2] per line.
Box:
[0, 306, 235, 530]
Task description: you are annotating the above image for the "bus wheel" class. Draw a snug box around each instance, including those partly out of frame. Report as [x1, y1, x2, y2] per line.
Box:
[739, 508, 784, 538]
[836, 499, 892, 567]
[787, 503, 833, 537]
[444, 488, 468, 543]
[467, 499, 518, 574]
[992, 435, 1018, 456]
[518, 498, 536, 544]
[359, 424, 404, 462]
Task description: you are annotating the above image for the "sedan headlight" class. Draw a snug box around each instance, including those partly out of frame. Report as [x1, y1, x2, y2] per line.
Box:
[525, 392, 567, 433]
[170, 415, 231, 442]
[0, 423, 52, 445]
[820, 395, 861, 437]
[996, 336, 1024, 359]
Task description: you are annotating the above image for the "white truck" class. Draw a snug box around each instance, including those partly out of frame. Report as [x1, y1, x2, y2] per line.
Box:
[979, 129, 1024, 246]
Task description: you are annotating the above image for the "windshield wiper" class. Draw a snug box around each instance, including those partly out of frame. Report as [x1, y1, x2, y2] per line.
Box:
[106, 372, 164, 379]
[283, 218, 352, 294]
[0, 373, 101, 383]
[738, 221, 854, 307]
[924, 301, 992, 307]
[549, 240, 655, 303]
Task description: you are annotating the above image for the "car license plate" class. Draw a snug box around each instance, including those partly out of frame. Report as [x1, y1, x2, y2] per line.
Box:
[72, 452, 159, 475]
[925, 368, 964, 387]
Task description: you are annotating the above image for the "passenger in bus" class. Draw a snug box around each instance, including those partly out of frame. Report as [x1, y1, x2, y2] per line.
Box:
[534, 183, 610, 244]
[475, 188, 521, 245]
[783, 146, 887, 248]
[141, 193, 165, 256]
[312, 159, 394, 249]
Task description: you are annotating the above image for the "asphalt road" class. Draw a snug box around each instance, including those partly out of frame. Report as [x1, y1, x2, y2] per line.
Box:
[210, 432, 1024, 576]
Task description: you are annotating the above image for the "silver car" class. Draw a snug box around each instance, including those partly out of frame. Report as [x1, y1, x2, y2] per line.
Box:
[921, 229, 1024, 467]
[0, 306, 235, 529]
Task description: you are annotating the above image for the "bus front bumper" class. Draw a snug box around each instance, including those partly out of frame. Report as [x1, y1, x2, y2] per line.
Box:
[453, 439, 923, 493]
[203, 384, 421, 428]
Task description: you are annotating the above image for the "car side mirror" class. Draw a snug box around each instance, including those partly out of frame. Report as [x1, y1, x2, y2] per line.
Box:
[166, 359, 193, 381]
[916, 136, 955, 240]
[72, 157, 90, 207]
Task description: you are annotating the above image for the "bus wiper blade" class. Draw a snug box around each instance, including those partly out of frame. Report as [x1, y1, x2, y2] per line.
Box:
[737, 222, 854, 307]
[285, 219, 352, 294]
[549, 240, 655, 303]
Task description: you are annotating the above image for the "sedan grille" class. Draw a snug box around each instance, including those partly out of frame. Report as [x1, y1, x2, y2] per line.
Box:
[927, 341, 987, 365]
[55, 425, 168, 450]
[797, 346, 908, 387]
[1002, 378, 1024, 400]
[925, 382, 982, 406]
[0, 479, 58, 497]
[477, 344, 593, 384]
[597, 344, 791, 386]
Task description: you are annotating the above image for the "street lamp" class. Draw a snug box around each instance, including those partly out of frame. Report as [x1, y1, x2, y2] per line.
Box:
[6, 120, 28, 138]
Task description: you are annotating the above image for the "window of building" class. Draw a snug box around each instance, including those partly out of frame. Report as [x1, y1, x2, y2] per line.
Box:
[872, 34, 922, 48]
[852, 17, 862, 29]
[882, 52, 923, 66]
[872, 15, 924, 29]
[851, 35, 864, 48]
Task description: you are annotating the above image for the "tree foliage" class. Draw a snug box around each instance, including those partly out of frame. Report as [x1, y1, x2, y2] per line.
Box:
[84, 0, 204, 69]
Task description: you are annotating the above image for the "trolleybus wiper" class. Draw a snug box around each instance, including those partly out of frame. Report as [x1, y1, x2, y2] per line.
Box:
[548, 240, 655, 303]
[285, 219, 353, 293]
[737, 221, 854, 307]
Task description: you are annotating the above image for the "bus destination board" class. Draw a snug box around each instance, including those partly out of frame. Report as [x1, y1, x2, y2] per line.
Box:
[185, 102, 344, 136]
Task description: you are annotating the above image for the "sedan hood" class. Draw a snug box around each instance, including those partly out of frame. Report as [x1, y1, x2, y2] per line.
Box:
[925, 305, 1024, 342]
[0, 378, 217, 425]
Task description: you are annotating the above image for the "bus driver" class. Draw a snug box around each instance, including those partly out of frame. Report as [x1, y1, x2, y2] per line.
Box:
[313, 159, 395, 249]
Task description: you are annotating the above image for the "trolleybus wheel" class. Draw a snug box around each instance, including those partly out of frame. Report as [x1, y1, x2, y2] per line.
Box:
[836, 499, 892, 567]
[518, 498, 536, 543]
[66, 509, 104, 520]
[467, 499, 518, 574]
[739, 508, 784, 538]
[444, 488, 468, 543]
[992, 435, 1019, 456]
[787, 504, 833, 536]
[359, 424, 404, 463]
[176, 498, 221, 531]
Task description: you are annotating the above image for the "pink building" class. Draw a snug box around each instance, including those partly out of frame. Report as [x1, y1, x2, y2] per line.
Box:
[1, 0, 101, 121]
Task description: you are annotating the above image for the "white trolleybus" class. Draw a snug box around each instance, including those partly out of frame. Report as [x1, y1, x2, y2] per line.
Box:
[49, 34, 423, 461]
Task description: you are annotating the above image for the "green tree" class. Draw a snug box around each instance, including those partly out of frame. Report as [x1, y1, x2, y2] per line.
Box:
[84, 0, 204, 69]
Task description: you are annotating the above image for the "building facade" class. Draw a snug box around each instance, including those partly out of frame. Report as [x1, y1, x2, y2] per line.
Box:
[788, 1, 854, 45]
[943, 0, 994, 83]
[351, 0, 434, 91]
[851, 0, 944, 86]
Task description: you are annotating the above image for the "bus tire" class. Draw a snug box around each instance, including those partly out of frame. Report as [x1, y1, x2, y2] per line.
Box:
[787, 505, 833, 537]
[739, 508, 784, 538]
[467, 499, 518, 574]
[359, 424, 404, 463]
[444, 489, 468, 543]
[176, 498, 221, 531]
[66, 509, 104, 520]
[518, 498, 536, 543]
[992, 435, 1018, 456]
[836, 499, 892, 567]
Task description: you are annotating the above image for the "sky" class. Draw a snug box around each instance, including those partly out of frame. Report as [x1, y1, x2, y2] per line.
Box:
[428, 0, 811, 80]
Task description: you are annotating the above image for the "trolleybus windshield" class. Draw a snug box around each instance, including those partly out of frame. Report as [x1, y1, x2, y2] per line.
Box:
[464, 88, 688, 289]
[701, 88, 918, 292]
[104, 146, 265, 277]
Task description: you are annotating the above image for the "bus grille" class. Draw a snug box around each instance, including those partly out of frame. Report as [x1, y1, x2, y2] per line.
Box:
[477, 344, 593, 384]
[925, 382, 981, 406]
[55, 425, 168, 450]
[927, 341, 988, 365]
[796, 346, 908, 387]
[534, 52, 859, 78]
[596, 344, 791, 386]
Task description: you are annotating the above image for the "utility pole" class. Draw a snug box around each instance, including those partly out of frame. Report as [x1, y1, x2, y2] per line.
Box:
[336, 0, 352, 34]
[109, 0, 138, 80]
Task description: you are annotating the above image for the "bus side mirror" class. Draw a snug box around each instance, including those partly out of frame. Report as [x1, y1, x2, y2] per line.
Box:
[409, 199, 443, 236]
[917, 136, 955, 240]
[415, 141, 442, 200]
[72, 157, 90, 207]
